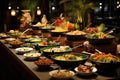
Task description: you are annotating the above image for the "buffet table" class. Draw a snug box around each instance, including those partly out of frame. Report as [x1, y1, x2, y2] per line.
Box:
[0, 40, 120, 80]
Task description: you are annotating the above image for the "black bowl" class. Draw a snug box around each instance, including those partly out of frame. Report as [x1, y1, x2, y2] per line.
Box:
[31, 26, 41, 30]
[90, 59, 120, 76]
[50, 30, 68, 36]
[51, 53, 89, 68]
[64, 31, 86, 40]
[86, 36, 115, 45]
[40, 26, 55, 31]
[34, 57, 54, 71]
[65, 33, 86, 40]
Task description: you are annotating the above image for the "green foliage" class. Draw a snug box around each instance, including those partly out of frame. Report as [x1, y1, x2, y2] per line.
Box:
[21, 0, 39, 12]
[59, 0, 96, 28]
[60, 0, 82, 18]
[74, 23, 80, 30]
[114, 32, 120, 42]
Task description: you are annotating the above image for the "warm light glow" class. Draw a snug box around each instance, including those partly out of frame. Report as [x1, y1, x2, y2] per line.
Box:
[11, 9, 16, 16]
[52, 6, 55, 10]
[37, 9, 41, 15]
[99, 3, 102, 5]
[17, 6, 20, 9]
[117, 6, 119, 8]
[37, 6, 40, 9]
[117, 4, 120, 8]
[99, 6, 102, 9]
[36, 6, 41, 15]
[117, 1, 119, 4]
[8, 6, 11, 9]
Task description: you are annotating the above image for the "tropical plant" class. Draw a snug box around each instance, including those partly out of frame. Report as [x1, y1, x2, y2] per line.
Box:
[59, 0, 95, 30]
[21, 0, 39, 11]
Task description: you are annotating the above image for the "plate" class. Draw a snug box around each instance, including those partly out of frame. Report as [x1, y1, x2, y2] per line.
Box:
[15, 47, 33, 53]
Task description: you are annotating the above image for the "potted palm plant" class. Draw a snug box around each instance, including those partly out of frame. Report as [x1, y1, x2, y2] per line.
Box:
[59, 0, 95, 30]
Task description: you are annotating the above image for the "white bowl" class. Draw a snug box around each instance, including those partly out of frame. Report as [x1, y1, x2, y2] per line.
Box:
[23, 53, 42, 60]
[15, 47, 33, 54]
[74, 65, 97, 76]
[49, 69, 75, 79]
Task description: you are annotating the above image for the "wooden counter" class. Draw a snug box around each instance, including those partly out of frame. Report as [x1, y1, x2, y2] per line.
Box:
[0, 40, 120, 80]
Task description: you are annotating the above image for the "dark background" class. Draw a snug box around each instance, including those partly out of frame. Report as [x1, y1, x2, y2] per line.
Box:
[0, 0, 120, 32]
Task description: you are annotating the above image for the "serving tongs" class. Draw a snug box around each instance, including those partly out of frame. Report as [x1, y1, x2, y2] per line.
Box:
[82, 51, 94, 57]
[82, 49, 103, 56]
[57, 67, 61, 73]
[50, 21, 56, 26]
[56, 35, 61, 41]
[71, 44, 84, 50]
[21, 28, 32, 35]
[95, 49, 103, 54]
[106, 28, 115, 34]
[81, 51, 96, 68]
